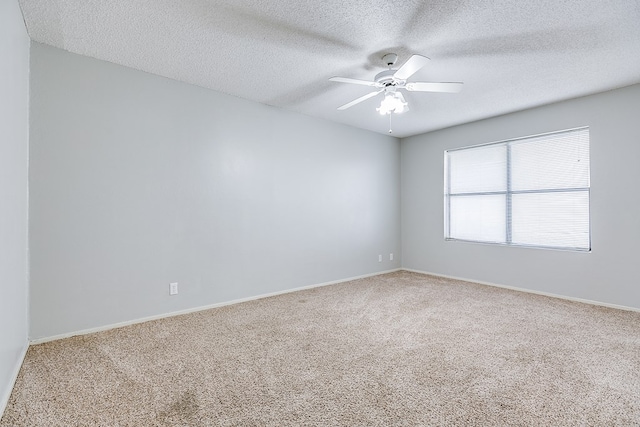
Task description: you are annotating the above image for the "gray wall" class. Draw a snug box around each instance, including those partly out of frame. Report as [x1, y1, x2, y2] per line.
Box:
[29, 43, 401, 340]
[0, 0, 30, 411]
[402, 84, 640, 310]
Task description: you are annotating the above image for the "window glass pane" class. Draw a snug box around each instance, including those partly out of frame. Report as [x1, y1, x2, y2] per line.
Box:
[511, 129, 589, 191]
[511, 191, 590, 249]
[448, 195, 506, 242]
[448, 145, 506, 194]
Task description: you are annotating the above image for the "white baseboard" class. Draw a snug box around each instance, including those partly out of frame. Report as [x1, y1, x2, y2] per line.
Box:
[0, 343, 29, 418]
[402, 268, 640, 313]
[30, 268, 402, 345]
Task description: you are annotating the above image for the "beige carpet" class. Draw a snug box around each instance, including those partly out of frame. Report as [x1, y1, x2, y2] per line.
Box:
[2, 271, 640, 426]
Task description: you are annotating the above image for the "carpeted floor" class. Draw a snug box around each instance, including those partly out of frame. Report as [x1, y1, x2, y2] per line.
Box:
[2, 271, 640, 426]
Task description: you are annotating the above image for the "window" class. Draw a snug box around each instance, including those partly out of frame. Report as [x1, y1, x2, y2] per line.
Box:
[444, 127, 590, 251]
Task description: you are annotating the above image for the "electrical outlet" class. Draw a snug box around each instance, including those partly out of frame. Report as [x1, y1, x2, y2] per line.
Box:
[390, 253, 394, 261]
[378, 254, 382, 262]
[170, 282, 178, 295]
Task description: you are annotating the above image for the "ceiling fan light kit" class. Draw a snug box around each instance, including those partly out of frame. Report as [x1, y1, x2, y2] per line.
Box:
[329, 53, 464, 130]
[377, 91, 408, 115]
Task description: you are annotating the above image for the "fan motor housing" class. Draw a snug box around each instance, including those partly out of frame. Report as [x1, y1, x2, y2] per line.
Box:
[375, 69, 401, 86]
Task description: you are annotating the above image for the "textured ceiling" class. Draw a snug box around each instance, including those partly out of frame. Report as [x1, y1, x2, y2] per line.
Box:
[18, 0, 640, 137]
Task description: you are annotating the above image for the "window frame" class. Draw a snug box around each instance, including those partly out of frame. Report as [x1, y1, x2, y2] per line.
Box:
[444, 127, 591, 252]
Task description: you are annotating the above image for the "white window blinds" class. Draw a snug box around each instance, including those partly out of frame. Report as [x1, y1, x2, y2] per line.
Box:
[445, 127, 590, 251]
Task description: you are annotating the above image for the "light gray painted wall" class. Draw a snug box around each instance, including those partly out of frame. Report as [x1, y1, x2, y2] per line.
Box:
[29, 43, 401, 340]
[0, 0, 30, 412]
[401, 84, 640, 310]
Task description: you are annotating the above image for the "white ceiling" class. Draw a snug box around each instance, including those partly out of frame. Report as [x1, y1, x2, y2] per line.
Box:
[18, 0, 640, 138]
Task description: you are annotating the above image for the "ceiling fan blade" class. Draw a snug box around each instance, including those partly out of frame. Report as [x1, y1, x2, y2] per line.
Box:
[405, 82, 464, 93]
[393, 54, 429, 80]
[337, 89, 384, 110]
[329, 77, 380, 87]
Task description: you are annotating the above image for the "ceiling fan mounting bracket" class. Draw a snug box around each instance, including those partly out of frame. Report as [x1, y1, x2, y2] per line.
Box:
[382, 53, 398, 67]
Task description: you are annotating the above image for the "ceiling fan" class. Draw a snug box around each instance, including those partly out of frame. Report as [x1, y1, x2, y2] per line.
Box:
[329, 53, 463, 115]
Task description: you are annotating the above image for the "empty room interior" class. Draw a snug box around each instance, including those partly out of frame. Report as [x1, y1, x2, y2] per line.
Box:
[2, 0, 640, 425]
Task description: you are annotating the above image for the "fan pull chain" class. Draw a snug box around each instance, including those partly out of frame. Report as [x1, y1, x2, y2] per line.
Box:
[388, 112, 393, 134]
